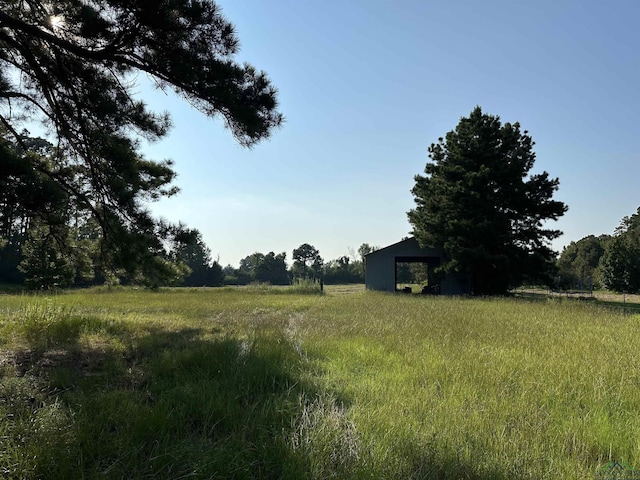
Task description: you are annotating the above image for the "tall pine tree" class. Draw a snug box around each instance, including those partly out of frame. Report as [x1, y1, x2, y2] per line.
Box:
[408, 107, 567, 295]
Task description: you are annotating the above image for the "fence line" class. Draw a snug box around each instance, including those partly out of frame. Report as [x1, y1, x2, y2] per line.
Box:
[517, 287, 640, 315]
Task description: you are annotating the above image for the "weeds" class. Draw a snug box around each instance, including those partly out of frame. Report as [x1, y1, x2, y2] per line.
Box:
[241, 279, 324, 295]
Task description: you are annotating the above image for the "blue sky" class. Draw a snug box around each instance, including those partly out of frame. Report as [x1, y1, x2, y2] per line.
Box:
[143, 0, 640, 267]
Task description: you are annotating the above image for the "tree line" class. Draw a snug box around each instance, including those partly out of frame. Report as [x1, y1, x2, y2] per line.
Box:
[224, 243, 377, 286]
[555, 207, 640, 294]
[0, 163, 377, 290]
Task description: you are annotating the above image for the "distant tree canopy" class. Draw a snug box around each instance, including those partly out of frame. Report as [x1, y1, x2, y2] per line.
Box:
[0, 1, 282, 282]
[254, 252, 289, 285]
[169, 228, 224, 287]
[237, 251, 289, 285]
[599, 207, 640, 293]
[357, 243, 377, 261]
[408, 107, 567, 295]
[226, 243, 374, 286]
[292, 243, 323, 280]
[323, 255, 362, 284]
[556, 235, 609, 290]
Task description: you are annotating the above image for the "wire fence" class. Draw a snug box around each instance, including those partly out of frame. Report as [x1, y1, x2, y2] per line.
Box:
[516, 286, 640, 315]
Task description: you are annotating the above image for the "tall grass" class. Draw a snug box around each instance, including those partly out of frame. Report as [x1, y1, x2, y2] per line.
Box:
[0, 288, 638, 478]
[298, 294, 640, 478]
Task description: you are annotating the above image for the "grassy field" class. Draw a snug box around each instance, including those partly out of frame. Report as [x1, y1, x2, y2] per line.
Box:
[0, 285, 639, 479]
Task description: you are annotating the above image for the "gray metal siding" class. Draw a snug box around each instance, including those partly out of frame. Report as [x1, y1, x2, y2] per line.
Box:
[365, 237, 472, 295]
[364, 254, 396, 291]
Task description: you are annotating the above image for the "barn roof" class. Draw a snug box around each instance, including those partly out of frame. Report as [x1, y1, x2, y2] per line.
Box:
[365, 237, 444, 258]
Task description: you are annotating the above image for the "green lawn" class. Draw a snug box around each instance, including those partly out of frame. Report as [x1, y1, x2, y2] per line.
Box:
[0, 286, 639, 479]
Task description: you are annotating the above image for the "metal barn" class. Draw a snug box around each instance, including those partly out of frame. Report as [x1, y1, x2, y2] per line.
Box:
[364, 237, 471, 295]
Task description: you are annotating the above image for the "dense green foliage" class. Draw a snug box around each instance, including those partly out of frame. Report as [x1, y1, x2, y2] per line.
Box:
[408, 107, 567, 295]
[169, 228, 224, 287]
[556, 235, 609, 290]
[237, 251, 290, 285]
[0, 199, 218, 288]
[599, 207, 640, 293]
[292, 243, 323, 280]
[2, 221, 373, 288]
[0, 288, 638, 479]
[322, 256, 363, 284]
[0, 0, 282, 281]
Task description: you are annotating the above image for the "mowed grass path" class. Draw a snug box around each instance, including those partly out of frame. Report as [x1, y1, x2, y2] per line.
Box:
[0, 286, 639, 479]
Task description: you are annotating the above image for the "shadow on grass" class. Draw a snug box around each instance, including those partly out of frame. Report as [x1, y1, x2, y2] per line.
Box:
[2, 320, 322, 479]
[1, 314, 511, 479]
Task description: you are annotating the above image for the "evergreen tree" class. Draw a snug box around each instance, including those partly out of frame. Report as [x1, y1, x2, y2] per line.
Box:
[171, 228, 224, 286]
[0, 1, 282, 281]
[408, 107, 567, 295]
